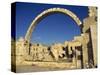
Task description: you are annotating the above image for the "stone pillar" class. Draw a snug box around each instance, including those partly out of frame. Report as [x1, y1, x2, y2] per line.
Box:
[81, 34, 89, 68]
[72, 53, 77, 67]
[82, 7, 97, 67]
[90, 25, 97, 67]
[74, 34, 89, 68]
[72, 46, 76, 65]
[76, 50, 81, 69]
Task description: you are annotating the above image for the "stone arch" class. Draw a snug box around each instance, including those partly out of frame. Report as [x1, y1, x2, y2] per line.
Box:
[25, 8, 82, 42]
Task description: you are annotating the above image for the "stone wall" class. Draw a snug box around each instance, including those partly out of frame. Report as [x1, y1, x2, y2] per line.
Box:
[12, 7, 97, 69]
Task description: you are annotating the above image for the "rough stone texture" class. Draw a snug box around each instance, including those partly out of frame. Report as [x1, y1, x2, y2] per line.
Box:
[51, 43, 66, 61]
[15, 37, 26, 64]
[82, 7, 97, 67]
[90, 25, 97, 67]
[30, 44, 53, 61]
[12, 7, 97, 71]
[83, 7, 97, 33]
[81, 33, 89, 68]
[74, 33, 92, 68]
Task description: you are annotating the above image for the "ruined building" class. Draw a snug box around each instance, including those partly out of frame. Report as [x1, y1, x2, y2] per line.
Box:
[11, 7, 97, 70]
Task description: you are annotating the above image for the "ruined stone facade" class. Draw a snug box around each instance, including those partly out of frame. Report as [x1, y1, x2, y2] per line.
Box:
[11, 7, 97, 70]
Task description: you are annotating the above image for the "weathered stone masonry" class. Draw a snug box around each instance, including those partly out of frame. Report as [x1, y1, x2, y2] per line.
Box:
[11, 7, 97, 69]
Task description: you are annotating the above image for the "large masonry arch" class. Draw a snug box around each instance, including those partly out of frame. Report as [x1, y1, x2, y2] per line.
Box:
[25, 8, 82, 42]
[11, 5, 97, 70]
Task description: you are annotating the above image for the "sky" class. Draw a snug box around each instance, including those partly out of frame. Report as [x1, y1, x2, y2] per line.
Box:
[14, 2, 88, 45]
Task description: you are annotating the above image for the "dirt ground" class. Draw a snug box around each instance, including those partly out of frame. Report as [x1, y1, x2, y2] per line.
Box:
[16, 61, 76, 73]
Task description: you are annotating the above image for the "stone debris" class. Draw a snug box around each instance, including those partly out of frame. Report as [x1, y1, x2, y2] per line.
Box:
[11, 7, 97, 69]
